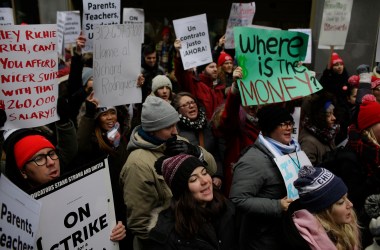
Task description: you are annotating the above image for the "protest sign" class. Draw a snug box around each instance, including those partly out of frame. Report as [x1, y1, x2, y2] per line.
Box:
[57, 11, 81, 60]
[291, 107, 301, 142]
[274, 151, 312, 200]
[31, 158, 119, 250]
[318, 0, 353, 50]
[0, 7, 14, 25]
[122, 8, 144, 43]
[173, 13, 212, 70]
[0, 24, 59, 130]
[289, 29, 312, 64]
[82, 0, 120, 52]
[234, 26, 322, 106]
[0, 174, 42, 250]
[225, 2, 256, 49]
[92, 23, 142, 107]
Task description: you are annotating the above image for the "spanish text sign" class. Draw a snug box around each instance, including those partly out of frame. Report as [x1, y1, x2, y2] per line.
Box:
[0, 174, 42, 250]
[31, 158, 118, 250]
[234, 27, 322, 106]
[0, 24, 59, 130]
[173, 13, 212, 70]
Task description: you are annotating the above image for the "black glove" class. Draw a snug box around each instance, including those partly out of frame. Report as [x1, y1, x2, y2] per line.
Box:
[85, 100, 97, 118]
[57, 97, 71, 123]
[0, 108, 6, 127]
[164, 139, 201, 158]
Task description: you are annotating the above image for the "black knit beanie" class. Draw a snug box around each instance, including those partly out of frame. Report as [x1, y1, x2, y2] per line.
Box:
[257, 105, 293, 134]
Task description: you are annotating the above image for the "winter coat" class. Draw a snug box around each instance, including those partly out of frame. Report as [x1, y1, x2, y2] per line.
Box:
[229, 139, 288, 250]
[149, 200, 236, 250]
[119, 126, 217, 244]
[174, 56, 225, 120]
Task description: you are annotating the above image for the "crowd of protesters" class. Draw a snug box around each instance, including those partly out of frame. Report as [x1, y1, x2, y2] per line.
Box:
[2, 23, 380, 250]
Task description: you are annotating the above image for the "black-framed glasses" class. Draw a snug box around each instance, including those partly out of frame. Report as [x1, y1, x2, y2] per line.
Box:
[26, 150, 59, 167]
[278, 121, 295, 129]
[179, 100, 196, 109]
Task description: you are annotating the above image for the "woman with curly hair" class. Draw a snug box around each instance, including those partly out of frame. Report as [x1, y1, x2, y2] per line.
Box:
[149, 154, 236, 250]
[284, 165, 361, 250]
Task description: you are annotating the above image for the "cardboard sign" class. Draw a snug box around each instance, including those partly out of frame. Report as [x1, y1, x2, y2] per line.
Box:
[0, 7, 14, 26]
[31, 158, 119, 250]
[122, 8, 144, 43]
[274, 151, 312, 199]
[173, 13, 213, 70]
[92, 23, 142, 107]
[288, 29, 312, 64]
[318, 0, 353, 50]
[82, 0, 121, 52]
[234, 26, 322, 106]
[225, 2, 256, 49]
[0, 174, 42, 250]
[0, 24, 59, 130]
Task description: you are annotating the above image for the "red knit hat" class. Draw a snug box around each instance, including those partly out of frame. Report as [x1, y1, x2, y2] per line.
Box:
[14, 135, 55, 169]
[348, 75, 360, 88]
[161, 26, 170, 36]
[371, 77, 380, 89]
[218, 51, 233, 66]
[358, 99, 380, 131]
[331, 52, 344, 65]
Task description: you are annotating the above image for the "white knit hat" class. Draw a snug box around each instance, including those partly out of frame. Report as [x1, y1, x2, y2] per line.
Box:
[151, 75, 172, 93]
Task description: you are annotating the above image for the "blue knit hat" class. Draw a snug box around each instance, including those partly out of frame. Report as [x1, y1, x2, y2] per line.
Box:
[82, 67, 93, 87]
[294, 165, 347, 212]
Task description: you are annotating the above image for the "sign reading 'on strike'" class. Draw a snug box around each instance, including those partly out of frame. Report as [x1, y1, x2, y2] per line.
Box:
[0, 24, 59, 130]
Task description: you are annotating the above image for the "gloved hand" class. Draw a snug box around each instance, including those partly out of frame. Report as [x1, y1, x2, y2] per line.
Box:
[165, 139, 201, 158]
[57, 96, 71, 123]
[85, 100, 97, 118]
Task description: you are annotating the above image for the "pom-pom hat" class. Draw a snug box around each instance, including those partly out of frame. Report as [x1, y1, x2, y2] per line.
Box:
[331, 52, 344, 65]
[217, 51, 233, 66]
[294, 165, 347, 213]
[358, 100, 380, 131]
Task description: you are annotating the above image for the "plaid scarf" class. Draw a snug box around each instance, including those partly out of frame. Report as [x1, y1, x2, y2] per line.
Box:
[302, 117, 339, 145]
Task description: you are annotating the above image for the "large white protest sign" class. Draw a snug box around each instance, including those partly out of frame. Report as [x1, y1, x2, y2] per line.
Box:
[0, 174, 42, 249]
[274, 151, 312, 200]
[173, 13, 212, 70]
[122, 8, 144, 43]
[82, 0, 120, 52]
[0, 24, 59, 130]
[289, 29, 312, 64]
[225, 2, 256, 49]
[0, 7, 14, 25]
[31, 158, 119, 250]
[318, 0, 353, 50]
[92, 23, 142, 107]
[291, 107, 301, 142]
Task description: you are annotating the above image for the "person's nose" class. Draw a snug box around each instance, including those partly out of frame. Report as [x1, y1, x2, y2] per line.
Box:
[46, 156, 55, 167]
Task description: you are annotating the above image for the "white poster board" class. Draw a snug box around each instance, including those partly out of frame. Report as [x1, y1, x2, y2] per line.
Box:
[82, 0, 121, 52]
[318, 0, 353, 50]
[173, 13, 212, 70]
[0, 24, 59, 130]
[289, 29, 312, 64]
[31, 158, 119, 250]
[57, 11, 81, 59]
[225, 2, 256, 49]
[0, 7, 14, 25]
[122, 8, 144, 43]
[92, 23, 142, 107]
[291, 107, 301, 142]
[0, 174, 42, 249]
[274, 151, 312, 200]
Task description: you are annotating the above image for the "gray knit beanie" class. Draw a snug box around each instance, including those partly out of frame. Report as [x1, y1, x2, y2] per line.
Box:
[82, 67, 93, 87]
[141, 96, 179, 132]
[152, 75, 172, 93]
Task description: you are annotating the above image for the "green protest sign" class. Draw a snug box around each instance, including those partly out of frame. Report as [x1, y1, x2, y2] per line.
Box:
[234, 27, 322, 106]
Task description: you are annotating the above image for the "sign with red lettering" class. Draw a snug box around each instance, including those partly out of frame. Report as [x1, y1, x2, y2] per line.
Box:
[0, 24, 59, 130]
[234, 26, 322, 106]
[30, 158, 118, 250]
[318, 0, 353, 50]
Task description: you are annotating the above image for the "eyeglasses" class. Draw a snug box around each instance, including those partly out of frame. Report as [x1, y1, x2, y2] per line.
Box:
[26, 150, 59, 167]
[278, 121, 295, 129]
[179, 100, 196, 109]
